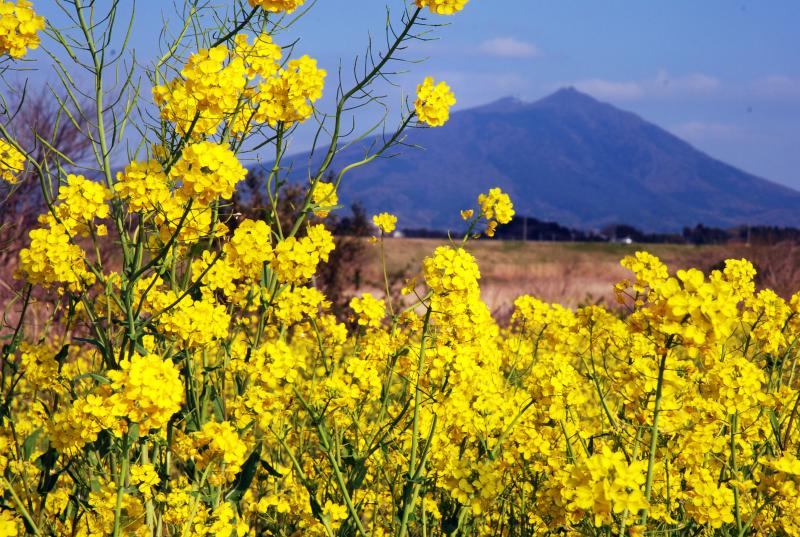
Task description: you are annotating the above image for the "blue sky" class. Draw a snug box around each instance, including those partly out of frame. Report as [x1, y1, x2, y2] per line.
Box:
[32, 0, 800, 189]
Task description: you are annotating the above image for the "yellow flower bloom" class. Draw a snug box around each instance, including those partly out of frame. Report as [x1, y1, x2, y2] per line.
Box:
[0, 509, 22, 536]
[254, 55, 326, 127]
[116, 160, 172, 213]
[130, 463, 160, 500]
[312, 182, 338, 218]
[415, 0, 468, 16]
[415, 76, 456, 127]
[270, 224, 334, 284]
[234, 32, 282, 79]
[108, 353, 184, 432]
[0, 0, 45, 58]
[478, 187, 514, 225]
[16, 222, 94, 290]
[248, 0, 306, 13]
[0, 139, 25, 183]
[372, 212, 397, 234]
[225, 218, 273, 279]
[350, 293, 386, 329]
[170, 142, 247, 204]
[49, 174, 112, 237]
[153, 45, 248, 137]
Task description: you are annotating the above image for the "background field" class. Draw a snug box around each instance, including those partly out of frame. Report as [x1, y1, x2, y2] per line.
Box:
[359, 239, 800, 314]
[4, 237, 800, 327]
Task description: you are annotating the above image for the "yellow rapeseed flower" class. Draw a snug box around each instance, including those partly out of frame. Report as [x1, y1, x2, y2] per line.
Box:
[0, 0, 45, 58]
[170, 141, 247, 204]
[0, 139, 25, 183]
[372, 212, 397, 234]
[415, 0, 469, 16]
[415, 76, 456, 127]
[248, 0, 306, 13]
[312, 182, 338, 218]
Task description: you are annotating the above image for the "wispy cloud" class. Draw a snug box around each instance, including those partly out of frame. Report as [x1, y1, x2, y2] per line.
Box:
[568, 79, 644, 100]
[654, 70, 720, 93]
[478, 37, 541, 59]
[750, 75, 800, 100]
[671, 121, 743, 141]
[565, 70, 721, 101]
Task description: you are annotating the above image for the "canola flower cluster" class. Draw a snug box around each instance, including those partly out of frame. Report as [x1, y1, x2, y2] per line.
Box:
[15, 174, 111, 290]
[0, 139, 25, 183]
[311, 181, 338, 218]
[415, 76, 457, 127]
[6, 166, 800, 535]
[0, 0, 44, 58]
[6, 2, 800, 536]
[373, 212, 397, 234]
[478, 187, 515, 237]
[152, 32, 325, 137]
[247, 0, 306, 13]
[415, 0, 469, 16]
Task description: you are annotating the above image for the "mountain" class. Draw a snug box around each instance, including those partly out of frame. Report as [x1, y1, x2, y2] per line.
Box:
[281, 87, 800, 232]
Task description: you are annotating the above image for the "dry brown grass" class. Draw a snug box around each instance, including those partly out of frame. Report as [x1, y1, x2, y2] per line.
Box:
[4, 237, 800, 339]
[357, 239, 800, 313]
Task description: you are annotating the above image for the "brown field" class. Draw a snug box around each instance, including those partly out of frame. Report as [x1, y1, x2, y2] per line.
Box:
[358, 239, 800, 313]
[3, 237, 800, 333]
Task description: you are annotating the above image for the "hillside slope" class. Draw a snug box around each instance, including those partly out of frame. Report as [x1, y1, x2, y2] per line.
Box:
[282, 87, 800, 231]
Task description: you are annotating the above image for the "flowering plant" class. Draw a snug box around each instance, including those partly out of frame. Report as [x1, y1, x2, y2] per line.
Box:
[2, 1, 800, 536]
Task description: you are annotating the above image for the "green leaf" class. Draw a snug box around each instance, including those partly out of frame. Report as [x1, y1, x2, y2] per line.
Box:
[74, 337, 109, 363]
[769, 409, 783, 447]
[210, 390, 225, 423]
[259, 459, 283, 478]
[35, 446, 58, 472]
[92, 430, 113, 458]
[37, 471, 61, 495]
[54, 344, 70, 365]
[134, 340, 149, 356]
[36, 447, 62, 497]
[129, 423, 140, 442]
[74, 372, 112, 385]
[22, 428, 42, 460]
[226, 442, 262, 504]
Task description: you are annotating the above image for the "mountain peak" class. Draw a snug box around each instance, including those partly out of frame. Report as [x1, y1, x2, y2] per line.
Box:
[285, 89, 800, 232]
[474, 88, 601, 114]
[536, 86, 602, 108]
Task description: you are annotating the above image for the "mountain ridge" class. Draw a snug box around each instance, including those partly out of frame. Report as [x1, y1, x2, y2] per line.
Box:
[279, 87, 800, 232]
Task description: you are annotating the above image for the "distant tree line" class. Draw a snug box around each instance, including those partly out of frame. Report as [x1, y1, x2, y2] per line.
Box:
[401, 216, 800, 245]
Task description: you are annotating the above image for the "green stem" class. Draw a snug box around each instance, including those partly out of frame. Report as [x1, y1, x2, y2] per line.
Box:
[379, 233, 394, 316]
[730, 413, 743, 534]
[181, 463, 214, 537]
[292, 391, 368, 537]
[398, 307, 433, 537]
[639, 349, 669, 524]
[112, 434, 131, 537]
[142, 445, 156, 533]
[1, 476, 42, 536]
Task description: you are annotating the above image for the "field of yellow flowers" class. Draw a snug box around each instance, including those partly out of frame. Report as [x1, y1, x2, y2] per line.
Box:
[2, 1, 800, 536]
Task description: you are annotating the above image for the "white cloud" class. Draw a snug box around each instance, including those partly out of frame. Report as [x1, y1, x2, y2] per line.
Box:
[478, 37, 541, 59]
[566, 70, 721, 101]
[570, 79, 644, 100]
[671, 121, 742, 140]
[750, 75, 800, 100]
[654, 70, 720, 93]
